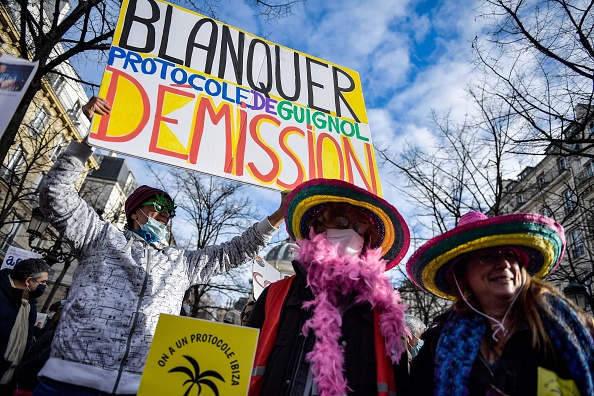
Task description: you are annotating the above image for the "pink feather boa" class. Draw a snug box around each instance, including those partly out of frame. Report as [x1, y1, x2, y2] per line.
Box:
[294, 230, 409, 396]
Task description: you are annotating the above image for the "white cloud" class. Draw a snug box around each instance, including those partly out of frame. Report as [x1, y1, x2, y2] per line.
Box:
[78, 0, 501, 249]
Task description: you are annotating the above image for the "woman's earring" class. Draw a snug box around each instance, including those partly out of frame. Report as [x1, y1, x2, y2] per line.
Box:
[463, 290, 471, 299]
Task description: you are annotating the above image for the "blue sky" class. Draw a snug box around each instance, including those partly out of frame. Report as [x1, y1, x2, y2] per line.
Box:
[80, 0, 487, 264]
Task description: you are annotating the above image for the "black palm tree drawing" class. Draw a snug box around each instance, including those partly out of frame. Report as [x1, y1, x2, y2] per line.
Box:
[168, 355, 225, 396]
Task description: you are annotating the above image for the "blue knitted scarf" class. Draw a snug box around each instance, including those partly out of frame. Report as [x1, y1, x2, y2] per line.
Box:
[435, 293, 594, 396]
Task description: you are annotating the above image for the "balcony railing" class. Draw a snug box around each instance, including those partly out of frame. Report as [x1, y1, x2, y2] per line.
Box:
[575, 166, 594, 188]
[0, 233, 27, 256]
[510, 165, 569, 210]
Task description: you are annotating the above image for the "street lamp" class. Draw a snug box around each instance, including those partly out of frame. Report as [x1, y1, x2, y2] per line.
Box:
[27, 207, 50, 240]
[27, 208, 75, 312]
[563, 274, 594, 313]
[27, 208, 74, 265]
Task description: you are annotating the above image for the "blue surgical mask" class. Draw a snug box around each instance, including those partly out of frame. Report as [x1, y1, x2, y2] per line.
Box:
[182, 304, 190, 315]
[138, 209, 168, 241]
[411, 339, 424, 359]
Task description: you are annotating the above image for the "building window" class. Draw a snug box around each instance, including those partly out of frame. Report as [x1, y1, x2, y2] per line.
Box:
[50, 74, 66, 95]
[517, 194, 526, 206]
[571, 229, 585, 258]
[30, 106, 50, 136]
[589, 122, 594, 137]
[537, 173, 548, 188]
[585, 161, 594, 178]
[71, 101, 81, 117]
[68, 100, 82, 124]
[0, 222, 22, 256]
[0, 146, 25, 181]
[50, 135, 68, 161]
[558, 157, 569, 172]
[564, 189, 576, 214]
[541, 206, 551, 217]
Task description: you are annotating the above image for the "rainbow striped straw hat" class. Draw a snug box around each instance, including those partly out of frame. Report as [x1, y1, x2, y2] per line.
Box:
[406, 211, 566, 300]
[285, 179, 410, 270]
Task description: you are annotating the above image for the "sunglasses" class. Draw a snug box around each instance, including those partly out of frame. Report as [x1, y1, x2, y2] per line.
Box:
[240, 310, 251, 320]
[470, 248, 520, 267]
[312, 205, 373, 237]
[332, 216, 370, 236]
[142, 200, 176, 217]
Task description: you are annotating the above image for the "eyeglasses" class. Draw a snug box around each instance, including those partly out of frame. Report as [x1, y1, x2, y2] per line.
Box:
[29, 278, 46, 286]
[313, 215, 371, 236]
[333, 216, 370, 236]
[142, 200, 176, 217]
[470, 248, 520, 267]
[240, 310, 251, 320]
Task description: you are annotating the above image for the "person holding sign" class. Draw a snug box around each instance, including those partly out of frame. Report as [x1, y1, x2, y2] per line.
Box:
[0, 258, 49, 394]
[33, 98, 288, 396]
[406, 211, 594, 396]
[248, 179, 410, 396]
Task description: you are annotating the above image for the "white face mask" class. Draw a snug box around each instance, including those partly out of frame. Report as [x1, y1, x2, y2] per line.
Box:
[325, 228, 364, 256]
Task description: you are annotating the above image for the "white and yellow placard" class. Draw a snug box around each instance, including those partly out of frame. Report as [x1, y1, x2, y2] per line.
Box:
[89, 0, 382, 195]
[138, 314, 258, 396]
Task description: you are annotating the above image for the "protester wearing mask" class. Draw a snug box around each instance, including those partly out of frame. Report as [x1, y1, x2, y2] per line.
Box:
[0, 258, 49, 394]
[125, 186, 176, 243]
[180, 300, 191, 317]
[33, 96, 288, 396]
[404, 315, 426, 363]
[247, 179, 411, 396]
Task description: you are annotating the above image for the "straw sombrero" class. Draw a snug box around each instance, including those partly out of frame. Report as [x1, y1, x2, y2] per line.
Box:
[285, 179, 410, 270]
[406, 211, 566, 300]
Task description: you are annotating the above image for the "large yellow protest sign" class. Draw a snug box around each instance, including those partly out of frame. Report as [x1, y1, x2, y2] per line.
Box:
[89, 0, 382, 196]
[138, 314, 258, 396]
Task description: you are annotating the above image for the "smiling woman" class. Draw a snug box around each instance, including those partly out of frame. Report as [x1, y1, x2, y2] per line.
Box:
[405, 211, 594, 396]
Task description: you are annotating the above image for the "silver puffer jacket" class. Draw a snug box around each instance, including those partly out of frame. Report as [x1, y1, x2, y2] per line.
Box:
[38, 142, 277, 394]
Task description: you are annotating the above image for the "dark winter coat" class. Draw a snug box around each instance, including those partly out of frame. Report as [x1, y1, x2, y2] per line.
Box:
[247, 261, 409, 395]
[408, 311, 575, 396]
[0, 269, 38, 380]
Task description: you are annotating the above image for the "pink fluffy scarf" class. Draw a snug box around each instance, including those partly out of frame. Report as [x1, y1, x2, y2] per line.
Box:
[294, 231, 408, 396]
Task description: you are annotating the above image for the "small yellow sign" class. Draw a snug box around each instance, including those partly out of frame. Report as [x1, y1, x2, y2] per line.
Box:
[138, 314, 259, 396]
[537, 366, 581, 396]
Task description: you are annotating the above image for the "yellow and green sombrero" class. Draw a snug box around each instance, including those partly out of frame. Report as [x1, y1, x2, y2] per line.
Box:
[406, 211, 566, 300]
[285, 179, 410, 270]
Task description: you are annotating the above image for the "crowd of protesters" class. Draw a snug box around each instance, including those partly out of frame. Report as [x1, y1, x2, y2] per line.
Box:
[0, 96, 592, 396]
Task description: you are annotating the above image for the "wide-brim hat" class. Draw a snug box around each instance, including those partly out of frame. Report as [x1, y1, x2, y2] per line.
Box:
[285, 179, 410, 270]
[406, 211, 566, 300]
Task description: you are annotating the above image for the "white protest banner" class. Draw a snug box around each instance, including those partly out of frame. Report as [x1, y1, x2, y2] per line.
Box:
[89, 0, 382, 195]
[0, 54, 39, 140]
[251, 255, 282, 299]
[1, 246, 42, 270]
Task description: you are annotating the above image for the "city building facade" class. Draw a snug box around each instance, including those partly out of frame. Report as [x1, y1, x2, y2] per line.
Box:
[0, 1, 97, 261]
[499, 114, 594, 312]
